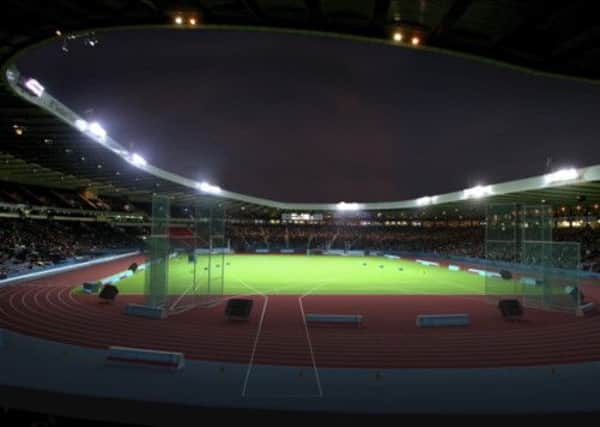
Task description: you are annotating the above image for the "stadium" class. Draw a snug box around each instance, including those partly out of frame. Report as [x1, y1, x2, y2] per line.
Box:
[1, 1, 600, 424]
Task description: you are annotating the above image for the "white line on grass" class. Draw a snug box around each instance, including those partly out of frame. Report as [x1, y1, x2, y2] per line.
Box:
[169, 281, 197, 311]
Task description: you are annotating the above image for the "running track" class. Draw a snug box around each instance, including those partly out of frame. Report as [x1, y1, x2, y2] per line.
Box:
[1, 255, 600, 369]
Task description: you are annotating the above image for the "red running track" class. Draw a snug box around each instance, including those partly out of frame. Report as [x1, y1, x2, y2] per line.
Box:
[1, 256, 600, 368]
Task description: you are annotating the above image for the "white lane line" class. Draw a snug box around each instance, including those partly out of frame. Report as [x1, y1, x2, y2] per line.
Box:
[297, 281, 329, 398]
[235, 276, 269, 398]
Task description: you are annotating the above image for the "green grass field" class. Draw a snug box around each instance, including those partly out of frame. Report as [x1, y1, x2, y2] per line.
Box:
[109, 254, 520, 296]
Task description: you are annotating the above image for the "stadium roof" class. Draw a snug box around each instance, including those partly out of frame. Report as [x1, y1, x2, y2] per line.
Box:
[1, 1, 600, 217]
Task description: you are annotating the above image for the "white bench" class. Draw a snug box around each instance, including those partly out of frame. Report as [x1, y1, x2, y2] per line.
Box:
[520, 277, 539, 286]
[124, 303, 168, 319]
[106, 346, 184, 370]
[416, 313, 470, 328]
[305, 313, 363, 326]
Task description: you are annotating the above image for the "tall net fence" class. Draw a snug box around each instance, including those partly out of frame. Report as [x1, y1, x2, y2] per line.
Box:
[143, 196, 227, 315]
[195, 205, 226, 300]
[485, 203, 581, 313]
[484, 204, 519, 302]
[145, 195, 170, 308]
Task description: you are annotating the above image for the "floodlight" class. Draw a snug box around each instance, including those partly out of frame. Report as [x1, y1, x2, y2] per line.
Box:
[74, 119, 88, 132]
[189, 18, 197, 25]
[197, 181, 222, 195]
[24, 78, 45, 97]
[174, 16, 183, 25]
[544, 168, 579, 184]
[416, 195, 437, 206]
[130, 153, 147, 167]
[462, 185, 493, 199]
[336, 202, 360, 211]
[411, 36, 420, 46]
[393, 32, 403, 42]
[88, 122, 107, 141]
[5, 69, 16, 82]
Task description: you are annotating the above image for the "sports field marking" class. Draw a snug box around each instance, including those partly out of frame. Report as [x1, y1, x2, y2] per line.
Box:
[296, 281, 330, 398]
[236, 276, 269, 398]
[168, 280, 198, 311]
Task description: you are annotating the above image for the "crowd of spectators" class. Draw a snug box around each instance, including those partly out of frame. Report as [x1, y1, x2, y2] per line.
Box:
[229, 224, 485, 256]
[228, 223, 600, 269]
[0, 219, 141, 278]
[2, 217, 599, 279]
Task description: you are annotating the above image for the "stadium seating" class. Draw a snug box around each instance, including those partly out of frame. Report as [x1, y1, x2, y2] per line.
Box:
[1, 182, 599, 281]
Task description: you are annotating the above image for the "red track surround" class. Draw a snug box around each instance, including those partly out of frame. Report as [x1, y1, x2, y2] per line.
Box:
[1, 255, 600, 369]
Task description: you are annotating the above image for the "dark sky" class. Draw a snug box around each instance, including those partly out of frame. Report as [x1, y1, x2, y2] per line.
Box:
[18, 29, 600, 203]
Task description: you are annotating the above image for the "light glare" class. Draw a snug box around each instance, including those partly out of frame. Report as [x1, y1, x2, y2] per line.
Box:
[462, 185, 493, 199]
[417, 195, 438, 206]
[197, 181, 222, 195]
[88, 122, 107, 141]
[544, 168, 579, 184]
[75, 119, 88, 132]
[393, 32, 403, 42]
[130, 153, 147, 167]
[174, 16, 183, 25]
[336, 202, 360, 211]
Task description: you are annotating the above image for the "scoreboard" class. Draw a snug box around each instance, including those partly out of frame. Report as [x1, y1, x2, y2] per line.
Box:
[281, 213, 323, 222]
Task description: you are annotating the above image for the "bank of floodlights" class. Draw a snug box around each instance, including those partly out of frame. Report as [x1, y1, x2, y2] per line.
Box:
[462, 185, 493, 200]
[336, 202, 360, 211]
[74, 119, 88, 132]
[129, 153, 147, 168]
[416, 195, 438, 206]
[196, 181, 222, 195]
[23, 78, 45, 97]
[88, 122, 107, 142]
[544, 168, 579, 184]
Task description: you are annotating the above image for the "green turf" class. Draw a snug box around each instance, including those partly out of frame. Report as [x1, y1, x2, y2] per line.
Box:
[106, 254, 525, 296]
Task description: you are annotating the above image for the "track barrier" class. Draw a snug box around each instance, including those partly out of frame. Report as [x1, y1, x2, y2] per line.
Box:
[576, 302, 596, 317]
[416, 313, 470, 328]
[81, 282, 101, 294]
[520, 277, 539, 286]
[306, 313, 362, 326]
[124, 303, 168, 319]
[106, 346, 184, 370]
[416, 260, 439, 267]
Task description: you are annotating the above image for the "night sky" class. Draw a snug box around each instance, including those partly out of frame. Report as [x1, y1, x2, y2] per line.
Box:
[18, 29, 600, 203]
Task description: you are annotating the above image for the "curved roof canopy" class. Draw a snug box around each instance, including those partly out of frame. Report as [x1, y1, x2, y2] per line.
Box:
[3, 64, 600, 215]
[1, 1, 600, 216]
